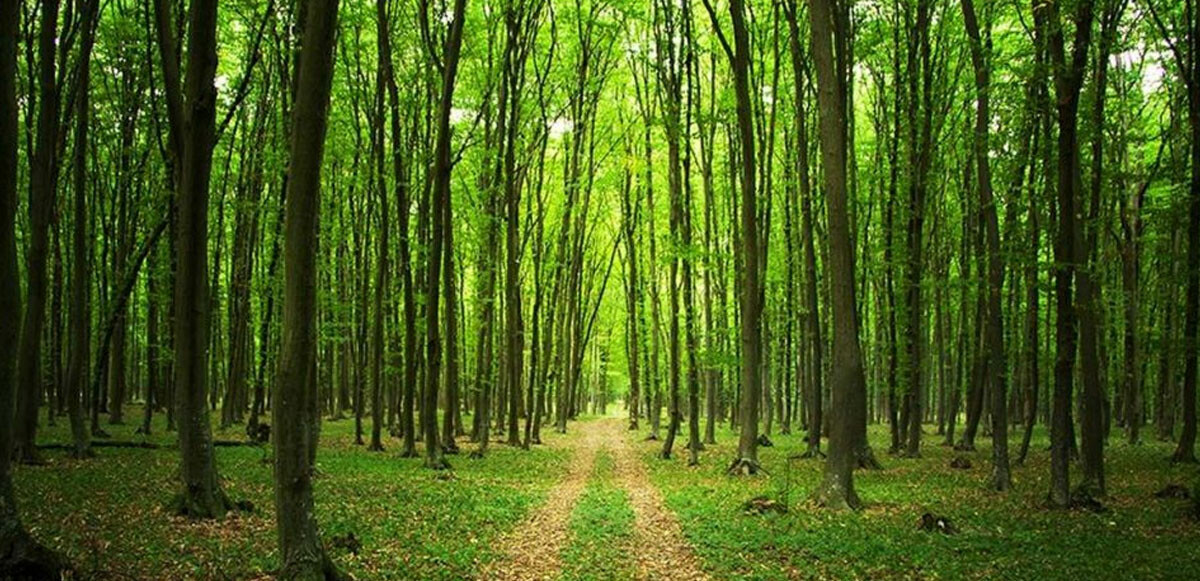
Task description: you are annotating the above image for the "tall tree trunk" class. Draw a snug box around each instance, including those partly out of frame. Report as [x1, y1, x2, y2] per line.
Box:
[421, 0, 468, 470]
[622, 140, 642, 433]
[369, 1, 390, 452]
[1076, 2, 1123, 495]
[682, 1, 703, 465]
[1033, 0, 1096, 508]
[785, 3, 823, 457]
[0, 0, 69, 570]
[502, 4, 526, 449]
[170, 0, 229, 518]
[141, 243, 161, 436]
[443, 186, 462, 454]
[273, 0, 342, 574]
[807, 0, 868, 508]
[704, 0, 764, 476]
[962, 0, 1010, 490]
[12, 0, 64, 466]
[656, 0, 687, 461]
[1150, 0, 1200, 464]
[1017, 98, 1045, 465]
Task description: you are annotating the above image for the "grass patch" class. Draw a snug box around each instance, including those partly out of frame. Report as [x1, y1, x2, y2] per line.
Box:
[638, 422, 1200, 580]
[560, 450, 636, 581]
[15, 405, 569, 580]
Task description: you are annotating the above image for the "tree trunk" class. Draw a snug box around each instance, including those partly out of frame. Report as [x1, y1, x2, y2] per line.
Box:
[273, 0, 342, 574]
[169, 0, 229, 519]
[1076, 3, 1123, 495]
[12, 0, 64, 466]
[369, 3, 390, 452]
[421, 0, 467, 470]
[711, 0, 764, 476]
[1168, 4, 1199, 464]
[1034, 0, 1096, 507]
[962, 0, 1010, 490]
[1, 0, 69, 570]
[807, 0, 868, 508]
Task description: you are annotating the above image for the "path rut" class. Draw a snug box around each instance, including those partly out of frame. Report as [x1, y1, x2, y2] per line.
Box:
[482, 417, 709, 581]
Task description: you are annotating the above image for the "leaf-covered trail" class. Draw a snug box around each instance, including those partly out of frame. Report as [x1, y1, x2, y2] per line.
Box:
[482, 417, 709, 580]
[480, 424, 601, 581]
[609, 419, 709, 581]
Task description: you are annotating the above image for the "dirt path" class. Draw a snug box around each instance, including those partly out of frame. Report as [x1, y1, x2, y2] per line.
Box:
[607, 419, 710, 581]
[480, 426, 602, 581]
[482, 418, 708, 581]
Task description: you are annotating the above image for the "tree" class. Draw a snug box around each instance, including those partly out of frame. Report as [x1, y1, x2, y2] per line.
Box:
[784, 0, 823, 459]
[420, 0, 469, 470]
[163, 0, 230, 518]
[655, 0, 689, 462]
[68, 0, 103, 457]
[1148, 0, 1200, 466]
[12, 0, 65, 466]
[273, 0, 343, 575]
[0, 0, 70, 571]
[368, 0, 391, 453]
[808, 0, 869, 509]
[703, 0, 766, 477]
[1031, 0, 1097, 508]
[961, 0, 1010, 491]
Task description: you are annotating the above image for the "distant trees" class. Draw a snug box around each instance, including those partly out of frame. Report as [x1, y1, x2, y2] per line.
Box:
[1147, 0, 1200, 466]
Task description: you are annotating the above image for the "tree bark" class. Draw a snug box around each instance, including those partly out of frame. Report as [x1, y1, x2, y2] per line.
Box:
[12, 0, 64, 466]
[808, 0, 868, 508]
[962, 0, 1010, 490]
[0, 0, 70, 572]
[704, 0, 764, 476]
[421, 0, 468, 470]
[1033, 0, 1096, 508]
[273, 0, 343, 575]
[169, 0, 229, 518]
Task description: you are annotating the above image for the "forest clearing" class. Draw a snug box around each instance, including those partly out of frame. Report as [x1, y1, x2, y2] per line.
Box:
[3, 0, 1200, 577]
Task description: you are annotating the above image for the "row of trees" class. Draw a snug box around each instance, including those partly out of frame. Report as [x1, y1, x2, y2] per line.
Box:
[2, 0, 1200, 574]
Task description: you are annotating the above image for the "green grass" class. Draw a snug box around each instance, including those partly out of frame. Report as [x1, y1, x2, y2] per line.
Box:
[14, 405, 569, 580]
[560, 450, 637, 581]
[18, 406, 1200, 580]
[637, 422, 1200, 580]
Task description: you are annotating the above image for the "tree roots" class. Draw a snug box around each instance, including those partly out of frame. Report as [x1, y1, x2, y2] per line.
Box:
[424, 456, 452, 471]
[856, 446, 883, 470]
[792, 447, 825, 460]
[725, 457, 765, 476]
[168, 487, 252, 519]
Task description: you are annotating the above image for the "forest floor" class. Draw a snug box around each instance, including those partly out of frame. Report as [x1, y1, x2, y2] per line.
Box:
[16, 405, 572, 579]
[13, 405, 1200, 579]
[639, 422, 1200, 580]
